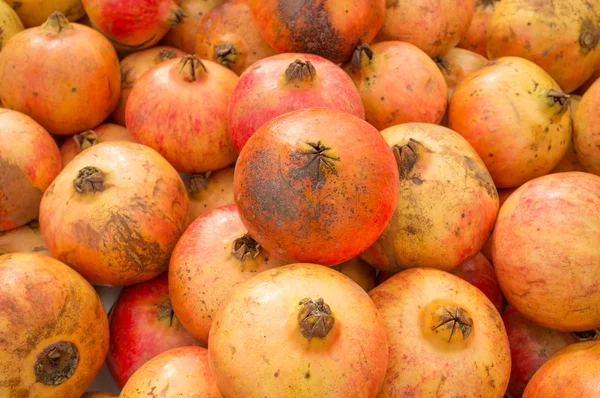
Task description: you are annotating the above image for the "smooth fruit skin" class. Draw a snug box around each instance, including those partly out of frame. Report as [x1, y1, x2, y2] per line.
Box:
[4, 0, 84, 27]
[434, 47, 488, 99]
[208, 263, 389, 398]
[0, 253, 109, 398]
[0, 1, 23, 49]
[233, 107, 399, 266]
[492, 172, 600, 332]
[574, 79, 600, 175]
[450, 253, 503, 313]
[183, 166, 235, 225]
[369, 268, 511, 398]
[457, 0, 500, 57]
[120, 346, 222, 397]
[0, 220, 49, 256]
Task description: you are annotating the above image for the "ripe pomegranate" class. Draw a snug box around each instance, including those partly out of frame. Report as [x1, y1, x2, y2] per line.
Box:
[126, 55, 238, 173]
[487, 0, 600, 94]
[0, 253, 109, 398]
[228, 53, 364, 153]
[573, 79, 600, 175]
[4, 0, 84, 27]
[194, 0, 277, 75]
[120, 346, 221, 397]
[551, 95, 587, 173]
[111, 46, 186, 126]
[449, 57, 571, 188]
[162, 0, 224, 53]
[450, 253, 503, 313]
[481, 187, 516, 262]
[361, 123, 498, 272]
[434, 47, 488, 98]
[0, 220, 48, 256]
[343, 42, 448, 130]
[234, 107, 399, 266]
[0, 109, 61, 232]
[375, 0, 475, 57]
[492, 172, 600, 331]
[60, 124, 134, 168]
[39, 141, 189, 287]
[370, 268, 511, 397]
[170, 204, 286, 344]
[0, 12, 120, 135]
[523, 340, 600, 397]
[0, 1, 23, 50]
[208, 263, 388, 397]
[503, 305, 578, 398]
[457, 0, 500, 56]
[331, 257, 376, 292]
[82, 0, 185, 52]
[183, 167, 235, 224]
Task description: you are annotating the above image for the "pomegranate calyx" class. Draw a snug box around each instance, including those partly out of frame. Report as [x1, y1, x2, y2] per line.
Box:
[73, 130, 98, 151]
[299, 141, 340, 189]
[572, 329, 600, 341]
[73, 166, 105, 194]
[285, 60, 317, 83]
[34, 341, 80, 386]
[188, 171, 212, 194]
[393, 138, 424, 180]
[434, 56, 451, 75]
[350, 43, 374, 71]
[547, 89, 570, 114]
[214, 43, 239, 70]
[167, 7, 187, 27]
[177, 55, 207, 82]
[298, 297, 335, 340]
[432, 306, 473, 342]
[579, 19, 600, 53]
[232, 233, 261, 261]
[43, 12, 71, 33]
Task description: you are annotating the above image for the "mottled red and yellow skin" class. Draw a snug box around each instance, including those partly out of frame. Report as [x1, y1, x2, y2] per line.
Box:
[39, 141, 189, 287]
[375, 0, 475, 57]
[450, 253, 503, 313]
[228, 53, 364, 153]
[126, 56, 238, 173]
[0, 13, 120, 135]
[481, 187, 516, 262]
[0, 1, 23, 49]
[488, 0, 600, 94]
[170, 204, 287, 344]
[0, 109, 61, 232]
[344, 42, 448, 130]
[194, 0, 277, 75]
[574, 80, 600, 175]
[503, 305, 577, 398]
[208, 263, 388, 397]
[492, 172, 600, 331]
[5, 0, 84, 27]
[0, 253, 109, 398]
[106, 273, 200, 388]
[234, 107, 399, 266]
[0, 220, 48, 256]
[449, 57, 572, 188]
[183, 166, 235, 226]
[370, 268, 511, 398]
[162, 0, 224, 53]
[120, 346, 222, 397]
[457, 0, 499, 57]
[331, 257, 376, 292]
[361, 123, 498, 272]
[435, 47, 488, 99]
[248, 0, 385, 64]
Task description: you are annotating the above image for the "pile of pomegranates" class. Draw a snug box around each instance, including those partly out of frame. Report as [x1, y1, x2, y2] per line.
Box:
[1, 0, 600, 396]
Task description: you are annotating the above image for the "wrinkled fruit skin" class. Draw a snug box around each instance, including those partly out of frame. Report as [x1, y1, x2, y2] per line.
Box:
[434, 47, 488, 99]
[184, 166, 235, 226]
[492, 172, 600, 331]
[5, 0, 84, 27]
[450, 253, 503, 313]
[574, 79, 600, 175]
[234, 107, 399, 266]
[0, 1, 24, 49]
[457, 0, 499, 57]
[0, 220, 49, 256]
[0, 253, 109, 398]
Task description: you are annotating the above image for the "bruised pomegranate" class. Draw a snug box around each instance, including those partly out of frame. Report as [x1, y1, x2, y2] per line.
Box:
[0, 253, 109, 398]
[450, 253, 503, 313]
[434, 47, 488, 98]
[194, 0, 277, 75]
[449, 57, 571, 188]
[574, 79, 600, 175]
[0, 220, 48, 255]
[228, 53, 364, 153]
[0, 1, 23, 50]
[0, 109, 61, 232]
[492, 172, 600, 331]
[209, 263, 388, 397]
[170, 204, 286, 344]
[162, 0, 224, 53]
[370, 268, 511, 397]
[457, 0, 500, 56]
[39, 142, 189, 287]
[360, 123, 498, 272]
[60, 124, 134, 168]
[551, 95, 587, 173]
[344, 42, 448, 130]
[183, 166, 235, 224]
[126, 55, 238, 173]
[234, 107, 399, 266]
[331, 257, 376, 292]
[5, 0, 84, 27]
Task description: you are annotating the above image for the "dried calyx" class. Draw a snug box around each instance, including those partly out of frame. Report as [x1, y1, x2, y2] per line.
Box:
[349, 43, 374, 72]
[298, 297, 335, 340]
[214, 43, 239, 70]
[178, 55, 208, 82]
[43, 12, 71, 33]
[188, 171, 212, 194]
[285, 60, 317, 83]
[34, 341, 80, 386]
[547, 89, 571, 114]
[73, 131, 98, 151]
[232, 233, 261, 261]
[156, 298, 177, 327]
[431, 306, 473, 343]
[167, 7, 187, 27]
[393, 138, 424, 179]
[73, 166, 105, 194]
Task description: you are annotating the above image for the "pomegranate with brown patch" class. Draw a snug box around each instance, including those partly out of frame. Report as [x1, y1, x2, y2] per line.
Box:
[60, 124, 134, 168]
[162, 0, 224, 53]
[573, 79, 600, 175]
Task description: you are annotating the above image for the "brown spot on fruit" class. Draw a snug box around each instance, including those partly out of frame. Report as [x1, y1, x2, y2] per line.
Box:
[34, 341, 79, 386]
[293, 141, 340, 189]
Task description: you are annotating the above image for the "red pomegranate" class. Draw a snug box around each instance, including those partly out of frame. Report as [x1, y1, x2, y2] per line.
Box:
[574, 79, 600, 175]
[228, 53, 364, 153]
[450, 253, 503, 313]
[457, 0, 500, 56]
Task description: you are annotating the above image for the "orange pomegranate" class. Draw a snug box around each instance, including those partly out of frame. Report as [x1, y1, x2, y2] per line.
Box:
[208, 263, 389, 397]
[0, 1, 23, 50]
[4, 0, 84, 27]
[434, 47, 488, 98]
[183, 167, 235, 224]
[573, 79, 600, 175]
[60, 124, 134, 168]
[457, 0, 500, 56]
[0, 253, 109, 398]
[551, 95, 587, 174]
[0, 220, 49, 256]
[331, 257, 377, 292]
[39, 142, 189, 287]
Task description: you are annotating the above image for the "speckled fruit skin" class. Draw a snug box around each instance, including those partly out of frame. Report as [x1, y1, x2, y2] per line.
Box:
[492, 172, 600, 332]
[574, 80, 600, 175]
[162, 0, 224, 53]
[450, 253, 503, 313]
[5, 0, 84, 27]
[233, 107, 399, 266]
[0, 220, 49, 256]
[448, 57, 572, 188]
[248, 0, 385, 64]
[208, 263, 389, 398]
[457, 0, 500, 57]
[0, 253, 109, 398]
[369, 268, 511, 398]
[434, 47, 488, 99]
[183, 166, 235, 225]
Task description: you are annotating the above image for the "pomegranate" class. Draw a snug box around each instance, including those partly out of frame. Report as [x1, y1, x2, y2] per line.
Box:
[106, 273, 200, 388]
[0, 12, 120, 135]
[523, 340, 600, 397]
[228, 53, 364, 153]
[481, 187, 516, 262]
[492, 172, 600, 331]
[434, 47, 488, 99]
[81, 393, 117, 398]
[162, 0, 224, 53]
[450, 253, 503, 313]
[194, 0, 277, 75]
[448, 57, 571, 188]
[183, 167, 235, 224]
[39, 141, 189, 287]
[343, 42, 448, 130]
[0, 220, 48, 256]
[120, 346, 221, 397]
[126, 55, 238, 173]
[82, 0, 185, 52]
[60, 124, 134, 168]
[457, 0, 500, 56]
[234, 107, 399, 266]
[5, 0, 84, 27]
[575, 65, 600, 95]
[0, 253, 109, 398]
[208, 263, 388, 397]
[487, 0, 600, 93]
[375, 0, 475, 57]
[370, 268, 511, 397]
[360, 123, 498, 272]
[551, 95, 587, 173]
[111, 46, 186, 126]
[0, 1, 23, 50]
[331, 257, 376, 292]
[0, 109, 61, 232]
[573, 79, 600, 175]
